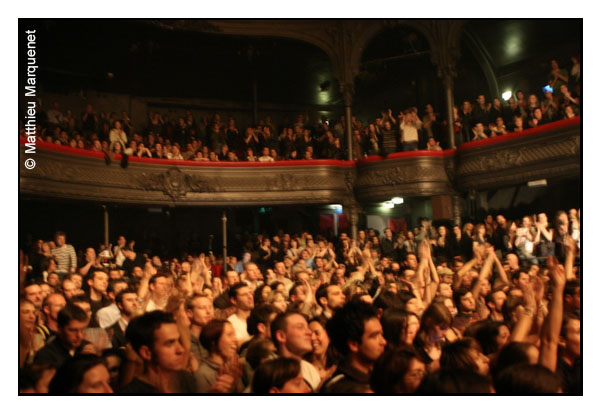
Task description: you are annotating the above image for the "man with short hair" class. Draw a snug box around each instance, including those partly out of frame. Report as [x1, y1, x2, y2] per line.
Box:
[452, 287, 479, 334]
[243, 262, 263, 293]
[485, 288, 507, 322]
[322, 301, 386, 393]
[315, 283, 346, 319]
[51, 231, 77, 278]
[37, 293, 67, 343]
[61, 278, 78, 300]
[87, 270, 112, 325]
[213, 270, 240, 310]
[227, 283, 255, 347]
[144, 274, 169, 312]
[271, 311, 320, 391]
[33, 303, 92, 367]
[121, 311, 195, 393]
[107, 288, 139, 349]
[243, 304, 279, 353]
[185, 294, 214, 361]
[96, 279, 129, 329]
[23, 281, 43, 310]
[273, 261, 293, 294]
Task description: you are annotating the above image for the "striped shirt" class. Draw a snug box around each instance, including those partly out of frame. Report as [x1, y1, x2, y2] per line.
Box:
[51, 244, 77, 274]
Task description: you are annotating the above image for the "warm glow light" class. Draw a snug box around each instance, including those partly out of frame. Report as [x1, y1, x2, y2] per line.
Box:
[391, 197, 404, 204]
[383, 201, 394, 209]
[502, 91, 512, 101]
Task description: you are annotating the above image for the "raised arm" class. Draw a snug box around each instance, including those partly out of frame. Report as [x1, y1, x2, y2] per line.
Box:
[539, 257, 566, 372]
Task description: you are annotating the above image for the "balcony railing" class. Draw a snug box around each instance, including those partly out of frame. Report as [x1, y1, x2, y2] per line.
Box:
[19, 117, 580, 206]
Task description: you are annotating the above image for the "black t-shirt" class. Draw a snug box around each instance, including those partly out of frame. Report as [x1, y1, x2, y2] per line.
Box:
[119, 372, 197, 394]
[557, 355, 582, 395]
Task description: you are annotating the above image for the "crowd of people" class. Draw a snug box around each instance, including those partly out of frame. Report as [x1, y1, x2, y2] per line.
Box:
[19, 208, 581, 394]
[20, 58, 580, 163]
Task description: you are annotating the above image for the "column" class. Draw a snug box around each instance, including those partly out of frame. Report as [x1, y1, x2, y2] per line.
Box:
[443, 73, 456, 149]
[341, 83, 354, 161]
[345, 203, 360, 241]
[221, 211, 228, 262]
[103, 205, 109, 248]
[452, 195, 463, 227]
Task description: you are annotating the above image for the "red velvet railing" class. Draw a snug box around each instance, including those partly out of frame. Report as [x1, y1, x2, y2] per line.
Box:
[20, 117, 579, 168]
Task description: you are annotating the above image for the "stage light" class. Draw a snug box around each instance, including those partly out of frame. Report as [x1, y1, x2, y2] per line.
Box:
[391, 197, 404, 204]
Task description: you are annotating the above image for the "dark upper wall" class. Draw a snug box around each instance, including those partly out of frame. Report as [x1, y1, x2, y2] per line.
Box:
[20, 19, 581, 126]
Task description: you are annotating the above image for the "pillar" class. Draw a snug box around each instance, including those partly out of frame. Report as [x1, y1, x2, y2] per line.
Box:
[443, 74, 456, 149]
[452, 195, 463, 226]
[103, 205, 109, 248]
[342, 83, 354, 161]
[221, 211, 228, 262]
[346, 203, 360, 241]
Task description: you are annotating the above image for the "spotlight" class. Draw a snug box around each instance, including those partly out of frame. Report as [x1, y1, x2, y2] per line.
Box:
[391, 197, 404, 205]
[502, 91, 512, 101]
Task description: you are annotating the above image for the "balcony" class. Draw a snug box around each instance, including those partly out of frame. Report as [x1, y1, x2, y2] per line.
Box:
[19, 117, 580, 206]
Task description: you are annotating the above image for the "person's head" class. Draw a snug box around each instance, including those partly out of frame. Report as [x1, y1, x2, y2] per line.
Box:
[494, 364, 561, 394]
[440, 338, 490, 376]
[230, 282, 254, 311]
[126, 311, 184, 371]
[288, 282, 307, 304]
[23, 281, 43, 309]
[247, 304, 279, 339]
[61, 278, 77, 300]
[270, 291, 288, 313]
[184, 294, 214, 328]
[316, 283, 346, 313]
[418, 302, 453, 344]
[417, 369, 492, 394]
[404, 253, 418, 270]
[245, 338, 277, 370]
[88, 270, 109, 295]
[48, 354, 112, 393]
[308, 316, 331, 359]
[54, 231, 66, 247]
[398, 290, 421, 315]
[453, 288, 476, 313]
[101, 348, 123, 391]
[560, 313, 580, 359]
[47, 272, 60, 289]
[148, 274, 169, 299]
[57, 304, 90, 350]
[381, 308, 420, 348]
[485, 288, 507, 316]
[69, 273, 83, 289]
[271, 311, 313, 358]
[326, 301, 386, 365]
[252, 357, 311, 394]
[200, 319, 238, 361]
[20, 298, 38, 331]
[225, 270, 240, 287]
[492, 341, 540, 380]
[370, 348, 426, 393]
[20, 363, 57, 393]
[244, 262, 261, 282]
[564, 280, 581, 313]
[42, 293, 67, 324]
[115, 288, 139, 318]
[469, 320, 510, 355]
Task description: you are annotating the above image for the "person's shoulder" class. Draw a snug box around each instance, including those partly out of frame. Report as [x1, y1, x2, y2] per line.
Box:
[119, 377, 158, 394]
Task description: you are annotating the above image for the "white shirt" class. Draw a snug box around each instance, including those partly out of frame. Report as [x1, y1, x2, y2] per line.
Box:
[96, 303, 120, 329]
[227, 313, 251, 344]
[300, 360, 321, 391]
